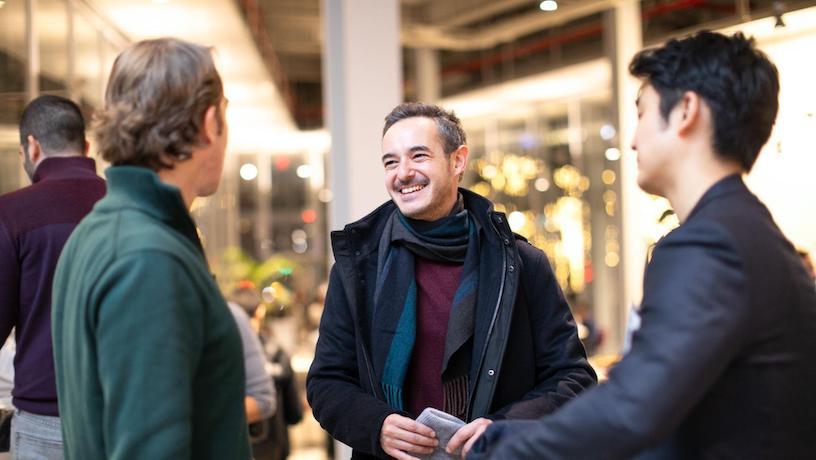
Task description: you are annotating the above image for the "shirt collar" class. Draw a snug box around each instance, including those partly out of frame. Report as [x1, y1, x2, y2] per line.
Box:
[32, 156, 97, 183]
[686, 173, 746, 221]
[102, 166, 204, 255]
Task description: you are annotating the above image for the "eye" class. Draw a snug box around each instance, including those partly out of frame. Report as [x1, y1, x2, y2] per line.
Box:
[383, 160, 397, 170]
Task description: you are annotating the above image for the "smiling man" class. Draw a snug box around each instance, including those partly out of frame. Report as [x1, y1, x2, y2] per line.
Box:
[467, 31, 816, 459]
[307, 102, 596, 459]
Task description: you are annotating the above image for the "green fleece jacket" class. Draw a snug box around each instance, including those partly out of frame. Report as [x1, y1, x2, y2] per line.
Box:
[52, 166, 250, 459]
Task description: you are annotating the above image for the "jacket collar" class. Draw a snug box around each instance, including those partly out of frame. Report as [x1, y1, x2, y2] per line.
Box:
[686, 173, 746, 221]
[102, 166, 204, 255]
[32, 156, 97, 183]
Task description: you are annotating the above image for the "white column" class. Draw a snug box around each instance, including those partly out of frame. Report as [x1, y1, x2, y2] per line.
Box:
[604, 0, 645, 353]
[322, 1, 401, 457]
[25, 0, 39, 102]
[322, 0, 402, 236]
[415, 47, 440, 102]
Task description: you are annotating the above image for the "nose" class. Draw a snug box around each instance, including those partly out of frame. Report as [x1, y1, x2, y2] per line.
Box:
[396, 160, 414, 183]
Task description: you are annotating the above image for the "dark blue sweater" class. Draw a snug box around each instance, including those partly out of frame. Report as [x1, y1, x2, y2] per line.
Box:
[0, 156, 105, 415]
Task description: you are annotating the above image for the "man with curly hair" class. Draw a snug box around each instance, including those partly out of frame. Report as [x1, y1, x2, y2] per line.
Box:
[51, 38, 251, 459]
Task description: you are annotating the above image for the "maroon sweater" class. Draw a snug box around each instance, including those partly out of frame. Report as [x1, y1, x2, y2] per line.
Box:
[0, 157, 105, 415]
[404, 257, 464, 418]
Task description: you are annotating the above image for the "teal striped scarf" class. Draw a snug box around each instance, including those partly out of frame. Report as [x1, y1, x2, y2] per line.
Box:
[373, 201, 479, 418]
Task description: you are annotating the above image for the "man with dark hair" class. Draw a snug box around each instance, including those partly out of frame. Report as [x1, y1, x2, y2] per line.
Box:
[0, 95, 105, 459]
[51, 38, 251, 458]
[307, 102, 596, 459]
[468, 31, 816, 459]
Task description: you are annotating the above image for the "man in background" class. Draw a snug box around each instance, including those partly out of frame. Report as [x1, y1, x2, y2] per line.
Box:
[0, 95, 105, 459]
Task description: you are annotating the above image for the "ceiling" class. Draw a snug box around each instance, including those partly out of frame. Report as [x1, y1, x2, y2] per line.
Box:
[86, 0, 304, 155]
[252, 0, 816, 129]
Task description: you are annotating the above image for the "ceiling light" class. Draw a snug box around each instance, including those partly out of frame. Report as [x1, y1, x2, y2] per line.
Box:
[599, 123, 616, 140]
[296, 164, 312, 179]
[605, 148, 621, 161]
[239, 163, 258, 181]
[539, 0, 558, 12]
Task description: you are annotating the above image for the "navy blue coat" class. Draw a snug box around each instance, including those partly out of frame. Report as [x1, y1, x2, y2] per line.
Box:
[470, 175, 816, 459]
[307, 189, 596, 459]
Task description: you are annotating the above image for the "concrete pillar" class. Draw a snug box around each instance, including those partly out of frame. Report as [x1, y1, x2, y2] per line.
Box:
[322, 1, 402, 457]
[322, 0, 402, 238]
[415, 47, 440, 102]
[25, 0, 39, 102]
[604, 0, 645, 353]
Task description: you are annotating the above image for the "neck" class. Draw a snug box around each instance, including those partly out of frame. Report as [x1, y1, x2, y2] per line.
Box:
[663, 152, 741, 222]
[157, 165, 197, 209]
[423, 190, 461, 222]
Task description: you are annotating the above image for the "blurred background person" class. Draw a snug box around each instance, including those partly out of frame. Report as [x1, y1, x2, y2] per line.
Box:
[227, 281, 277, 425]
[231, 281, 303, 460]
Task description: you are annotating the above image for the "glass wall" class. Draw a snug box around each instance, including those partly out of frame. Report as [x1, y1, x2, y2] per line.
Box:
[0, 0, 26, 125]
[459, 93, 621, 356]
[38, 0, 69, 96]
[0, 0, 127, 194]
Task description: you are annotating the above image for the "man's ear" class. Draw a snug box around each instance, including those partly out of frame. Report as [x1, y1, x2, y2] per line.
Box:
[675, 91, 702, 136]
[452, 144, 469, 177]
[202, 105, 219, 145]
[26, 135, 43, 163]
[83, 140, 90, 156]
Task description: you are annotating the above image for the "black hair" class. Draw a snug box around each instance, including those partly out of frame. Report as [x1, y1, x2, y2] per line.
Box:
[383, 102, 466, 155]
[19, 95, 86, 155]
[629, 31, 779, 172]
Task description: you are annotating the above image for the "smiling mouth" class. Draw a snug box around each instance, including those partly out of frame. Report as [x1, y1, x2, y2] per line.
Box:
[400, 184, 426, 194]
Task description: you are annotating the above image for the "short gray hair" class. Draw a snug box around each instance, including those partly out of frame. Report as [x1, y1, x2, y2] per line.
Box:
[383, 102, 466, 155]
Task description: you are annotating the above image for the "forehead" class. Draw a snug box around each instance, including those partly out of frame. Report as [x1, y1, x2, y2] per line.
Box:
[383, 117, 442, 146]
[636, 83, 659, 107]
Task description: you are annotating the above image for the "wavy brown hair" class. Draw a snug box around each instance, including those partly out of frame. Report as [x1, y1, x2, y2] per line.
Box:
[94, 38, 224, 170]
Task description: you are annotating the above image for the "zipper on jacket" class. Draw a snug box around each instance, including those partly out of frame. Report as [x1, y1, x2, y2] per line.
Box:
[361, 338, 378, 398]
[467, 215, 508, 419]
[350, 245, 380, 400]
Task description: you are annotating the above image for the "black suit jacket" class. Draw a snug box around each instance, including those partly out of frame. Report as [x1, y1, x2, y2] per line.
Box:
[471, 175, 816, 459]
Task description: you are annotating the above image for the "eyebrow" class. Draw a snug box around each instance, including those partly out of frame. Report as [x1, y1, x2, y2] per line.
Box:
[381, 145, 431, 163]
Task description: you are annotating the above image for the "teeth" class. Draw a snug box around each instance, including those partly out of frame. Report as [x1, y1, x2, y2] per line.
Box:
[401, 184, 424, 194]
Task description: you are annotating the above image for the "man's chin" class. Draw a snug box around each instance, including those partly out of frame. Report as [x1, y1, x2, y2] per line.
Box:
[395, 202, 432, 220]
[397, 207, 424, 219]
